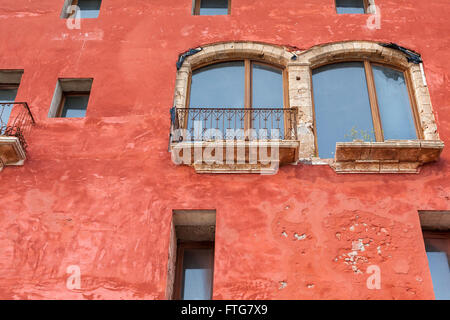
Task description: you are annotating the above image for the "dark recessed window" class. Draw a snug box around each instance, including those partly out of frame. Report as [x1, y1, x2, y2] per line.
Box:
[176, 242, 214, 300]
[312, 61, 418, 158]
[336, 0, 367, 14]
[171, 210, 216, 300]
[49, 78, 93, 118]
[193, 0, 230, 16]
[423, 231, 450, 300]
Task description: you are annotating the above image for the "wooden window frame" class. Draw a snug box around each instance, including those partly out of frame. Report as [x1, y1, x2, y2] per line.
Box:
[56, 91, 90, 118]
[310, 59, 423, 156]
[173, 241, 215, 300]
[423, 230, 450, 259]
[363, 0, 369, 13]
[187, 59, 290, 134]
[0, 84, 19, 90]
[423, 231, 450, 241]
[193, 0, 231, 15]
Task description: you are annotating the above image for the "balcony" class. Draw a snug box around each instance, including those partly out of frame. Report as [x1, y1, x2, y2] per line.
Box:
[169, 107, 299, 173]
[0, 102, 35, 171]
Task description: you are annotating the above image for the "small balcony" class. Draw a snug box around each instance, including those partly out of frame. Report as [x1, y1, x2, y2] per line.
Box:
[170, 107, 299, 173]
[0, 102, 35, 171]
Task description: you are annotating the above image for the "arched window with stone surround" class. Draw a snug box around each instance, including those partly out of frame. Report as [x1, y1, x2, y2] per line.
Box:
[311, 61, 420, 158]
[288, 41, 444, 173]
[173, 43, 297, 142]
[171, 41, 443, 174]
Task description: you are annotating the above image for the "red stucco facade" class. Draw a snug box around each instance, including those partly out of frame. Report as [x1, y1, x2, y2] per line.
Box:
[0, 0, 449, 299]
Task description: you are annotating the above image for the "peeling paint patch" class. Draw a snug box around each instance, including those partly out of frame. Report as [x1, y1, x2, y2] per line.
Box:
[279, 281, 287, 290]
[294, 233, 306, 240]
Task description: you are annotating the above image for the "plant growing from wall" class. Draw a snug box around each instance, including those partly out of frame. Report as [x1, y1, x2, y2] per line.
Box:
[344, 126, 375, 142]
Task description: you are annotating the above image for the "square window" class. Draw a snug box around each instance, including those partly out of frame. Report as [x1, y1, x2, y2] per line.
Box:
[336, 0, 366, 14]
[62, 0, 102, 19]
[194, 0, 229, 16]
[49, 78, 93, 118]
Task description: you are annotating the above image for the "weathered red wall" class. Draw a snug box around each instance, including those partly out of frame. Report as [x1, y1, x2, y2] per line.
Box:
[0, 0, 449, 299]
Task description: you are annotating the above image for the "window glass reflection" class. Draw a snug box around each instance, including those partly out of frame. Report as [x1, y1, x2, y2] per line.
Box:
[372, 65, 417, 140]
[181, 248, 214, 300]
[336, 0, 365, 14]
[0, 88, 18, 129]
[199, 0, 228, 15]
[312, 62, 374, 158]
[61, 95, 90, 118]
[425, 236, 450, 300]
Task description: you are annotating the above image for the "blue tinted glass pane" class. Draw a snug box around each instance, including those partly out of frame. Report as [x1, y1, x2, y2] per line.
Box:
[199, 0, 228, 15]
[336, 0, 365, 14]
[181, 249, 213, 300]
[61, 95, 89, 118]
[372, 65, 417, 140]
[190, 61, 244, 108]
[252, 64, 283, 108]
[312, 62, 375, 159]
[426, 252, 450, 300]
[252, 63, 284, 139]
[0, 88, 18, 128]
[189, 62, 245, 139]
[78, 0, 101, 18]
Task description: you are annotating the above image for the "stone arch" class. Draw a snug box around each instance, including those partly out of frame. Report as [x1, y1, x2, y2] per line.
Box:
[297, 41, 408, 68]
[173, 41, 295, 109]
[171, 40, 442, 172]
[288, 40, 440, 162]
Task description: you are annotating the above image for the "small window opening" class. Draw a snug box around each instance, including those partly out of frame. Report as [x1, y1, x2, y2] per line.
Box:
[62, 0, 102, 19]
[193, 0, 230, 16]
[168, 210, 216, 300]
[48, 78, 93, 118]
[336, 0, 367, 14]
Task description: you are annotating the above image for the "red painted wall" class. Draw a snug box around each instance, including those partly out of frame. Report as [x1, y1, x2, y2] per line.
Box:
[0, 0, 449, 299]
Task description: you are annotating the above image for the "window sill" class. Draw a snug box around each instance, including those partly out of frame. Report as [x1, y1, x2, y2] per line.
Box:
[331, 140, 444, 173]
[170, 140, 299, 174]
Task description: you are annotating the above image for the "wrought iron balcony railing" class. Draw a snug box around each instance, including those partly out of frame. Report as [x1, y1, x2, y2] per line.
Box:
[171, 107, 298, 142]
[0, 102, 35, 151]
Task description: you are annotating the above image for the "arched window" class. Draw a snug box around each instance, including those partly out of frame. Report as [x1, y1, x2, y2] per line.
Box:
[312, 61, 420, 158]
[171, 41, 442, 173]
[185, 59, 288, 140]
[190, 60, 284, 108]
